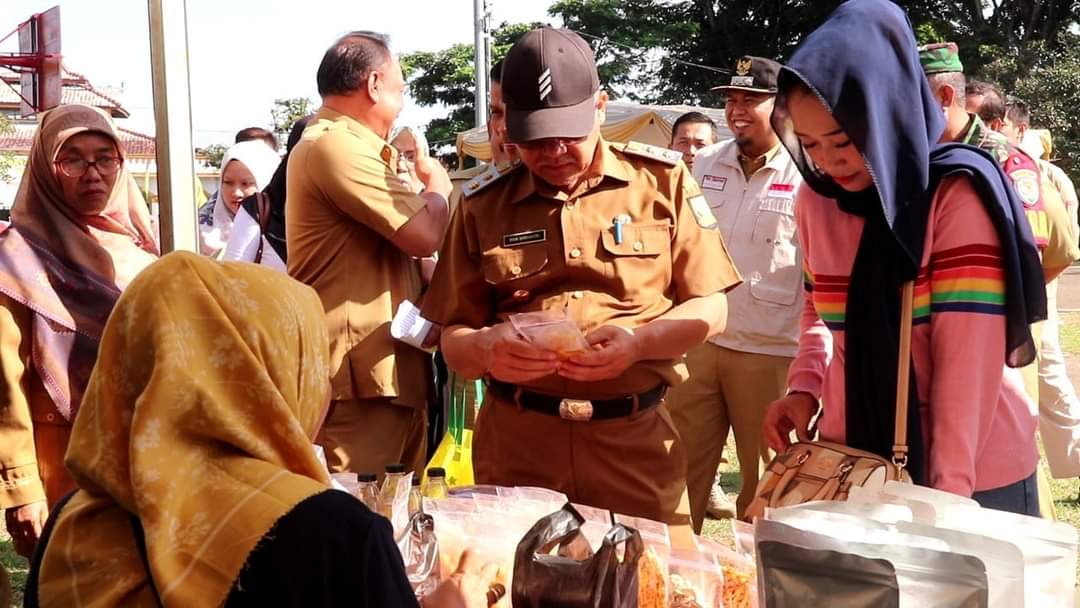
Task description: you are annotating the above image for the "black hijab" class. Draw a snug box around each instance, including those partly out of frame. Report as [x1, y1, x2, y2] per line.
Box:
[240, 115, 313, 262]
[770, 0, 1046, 482]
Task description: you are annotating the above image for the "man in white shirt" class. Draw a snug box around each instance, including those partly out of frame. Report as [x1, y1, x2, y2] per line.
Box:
[667, 56, 805, 529]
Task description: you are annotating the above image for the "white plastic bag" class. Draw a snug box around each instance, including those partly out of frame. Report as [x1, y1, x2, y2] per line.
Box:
[938, 503, 1079, 608]
[756, 519, 989, 608]
[890, 520, 1024, 607]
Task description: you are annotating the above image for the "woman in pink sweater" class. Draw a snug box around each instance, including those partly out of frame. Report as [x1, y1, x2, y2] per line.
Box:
[761, 0, 1047, 515]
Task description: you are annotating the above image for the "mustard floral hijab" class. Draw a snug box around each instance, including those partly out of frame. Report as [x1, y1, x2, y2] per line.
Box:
[36, 252, 331, 607]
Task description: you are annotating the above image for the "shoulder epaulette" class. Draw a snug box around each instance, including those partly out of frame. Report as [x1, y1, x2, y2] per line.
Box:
[463, 160, 523, 198]
[450, 164, 486, 183]
[620, 140, 683, 166]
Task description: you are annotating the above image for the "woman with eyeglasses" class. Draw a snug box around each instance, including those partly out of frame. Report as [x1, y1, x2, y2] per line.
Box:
[0, 104, 159, 559]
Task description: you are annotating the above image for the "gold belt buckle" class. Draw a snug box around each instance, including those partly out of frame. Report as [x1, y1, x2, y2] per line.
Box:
[559, 398, 594, 421]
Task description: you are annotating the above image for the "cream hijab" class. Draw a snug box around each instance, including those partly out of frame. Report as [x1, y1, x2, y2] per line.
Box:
[11, 103, 159, 288]
[0, 104, 159, 419]
[201, 141, 281, 255]
[37, 252, 332, 607]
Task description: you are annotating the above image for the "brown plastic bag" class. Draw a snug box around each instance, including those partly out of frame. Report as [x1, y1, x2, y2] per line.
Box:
[512, 504, 642, 608]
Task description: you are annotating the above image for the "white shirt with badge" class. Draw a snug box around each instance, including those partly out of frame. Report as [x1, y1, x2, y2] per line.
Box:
[692, 139, 805, 357]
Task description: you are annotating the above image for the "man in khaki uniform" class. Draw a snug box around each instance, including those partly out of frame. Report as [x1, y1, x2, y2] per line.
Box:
[287, 31, 453, 477]
[444, 59, 520, 428]
[669, 56, 805, 530]
[992, 98, 1080, 479]
[669, 111, 718, 171]
[423, 28, 741, 526]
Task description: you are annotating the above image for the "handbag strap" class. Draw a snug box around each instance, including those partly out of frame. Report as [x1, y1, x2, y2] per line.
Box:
[892, 281, 914, 471]
[253, 192, 270, 264]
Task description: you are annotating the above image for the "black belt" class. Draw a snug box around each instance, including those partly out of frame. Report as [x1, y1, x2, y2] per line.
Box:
[487, 380, 667, 421]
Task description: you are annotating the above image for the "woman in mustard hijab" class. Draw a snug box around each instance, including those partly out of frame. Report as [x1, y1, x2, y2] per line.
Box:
[27, 253, 495, 607]
[0, 104, 159, 558]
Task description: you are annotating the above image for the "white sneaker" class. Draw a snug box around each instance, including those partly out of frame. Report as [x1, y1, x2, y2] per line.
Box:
[705, 481, 736, 519]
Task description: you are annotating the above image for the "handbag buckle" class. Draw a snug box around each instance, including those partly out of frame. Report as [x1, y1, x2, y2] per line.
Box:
[559, 399, 594, 421]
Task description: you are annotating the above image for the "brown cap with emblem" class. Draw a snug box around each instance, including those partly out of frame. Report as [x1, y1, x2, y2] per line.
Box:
[501, 27, 601, 143]
[711, 56, 780, 94]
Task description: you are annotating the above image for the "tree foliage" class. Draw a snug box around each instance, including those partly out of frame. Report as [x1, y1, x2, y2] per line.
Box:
[271, 97, 314, 145]
[0, 114, 16, 184]
[201, 143, 227, 169]
[400, 22, 544, 147]
[404, 1, 1080, 178]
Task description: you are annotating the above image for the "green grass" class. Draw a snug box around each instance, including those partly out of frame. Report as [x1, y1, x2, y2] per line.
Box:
[1061, 312, 1080, 356]
[1, 522, 27, 608]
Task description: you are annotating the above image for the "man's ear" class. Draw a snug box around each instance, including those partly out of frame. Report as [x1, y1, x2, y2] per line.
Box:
[366, 71, 381, 103]
[939, 83, 956, 109]
[989, 118, 1005, 131]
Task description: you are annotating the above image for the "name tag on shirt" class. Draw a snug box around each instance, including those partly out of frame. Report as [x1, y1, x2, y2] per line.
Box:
[701, 175, 728, 191]
[760, 198, 795, 215]
[767, 183, 795, 199]
[503, 229, 547, 247]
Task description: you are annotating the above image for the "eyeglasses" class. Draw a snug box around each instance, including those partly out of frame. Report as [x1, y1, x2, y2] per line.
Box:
[516, 136, 588, 152]
[54, 156, 123, 178]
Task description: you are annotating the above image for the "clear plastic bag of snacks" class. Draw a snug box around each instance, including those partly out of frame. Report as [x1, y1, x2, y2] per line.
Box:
[509, 310, 590, 357]
[667, 548, 723, 608]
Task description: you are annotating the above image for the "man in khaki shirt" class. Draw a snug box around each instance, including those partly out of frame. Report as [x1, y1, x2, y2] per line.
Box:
[669, 56, 805, 529]
[445, 59, 521, 428]
[287, 31, 452, 477]
[423, 28, 741, 526]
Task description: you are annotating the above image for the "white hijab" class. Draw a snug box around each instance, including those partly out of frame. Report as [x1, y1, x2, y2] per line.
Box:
[200, 140, 281, 256]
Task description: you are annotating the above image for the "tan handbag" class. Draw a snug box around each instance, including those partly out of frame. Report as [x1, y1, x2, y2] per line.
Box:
[745, 282, 916, 520]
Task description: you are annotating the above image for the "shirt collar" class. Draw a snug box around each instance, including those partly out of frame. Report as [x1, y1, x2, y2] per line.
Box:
[714, 140, 786, 172]
[511, 137, 629, 204]
[315, 106, 398, 166]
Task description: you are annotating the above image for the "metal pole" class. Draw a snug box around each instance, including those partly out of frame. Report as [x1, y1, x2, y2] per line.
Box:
[482, 0, 492, 103]
[473, 0, 488, 127]
[147, 0, 198, 253]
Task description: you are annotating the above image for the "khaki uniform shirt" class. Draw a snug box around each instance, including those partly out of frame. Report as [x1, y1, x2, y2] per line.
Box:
[0, 294, 61, 507]
[692, 141, 804, 357]
[423, 139, 742, 399]
[448, 164, 486, 216]
[960, 114, 1079, 270]
[286, 107, 429, 407]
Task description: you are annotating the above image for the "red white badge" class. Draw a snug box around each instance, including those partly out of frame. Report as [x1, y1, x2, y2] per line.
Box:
[767, 183, 795, 199]
[701, 175, 727, 191]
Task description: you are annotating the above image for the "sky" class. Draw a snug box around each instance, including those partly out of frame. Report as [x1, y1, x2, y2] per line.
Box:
[3, 0, 560, 147]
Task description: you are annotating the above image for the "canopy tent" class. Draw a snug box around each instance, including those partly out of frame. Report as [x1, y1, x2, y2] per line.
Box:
[454, 100, 732, 165]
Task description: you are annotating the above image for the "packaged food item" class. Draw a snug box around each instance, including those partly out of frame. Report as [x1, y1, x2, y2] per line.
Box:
[731, 519, 755, 560]
[355, 472, 382, 512]
[756, 519, 989, 608]
[571, 503, 613, 551]
[509, 310, 590, 356]
[787, 499, 914, 524]
[637, 546, 668, 608]
[512, 504, 642, 608]
[613, 513, 671, 560]
[938, 503, 1079, 608]
[668, 548, 722, 608]
[891, 519, 1024, 607]
[758, 540, 900, 608]
[396, 512, 440, 598]
[765, 506, 948, 552]
[845, 486, 935, 525]
[698, 538, 756, 608]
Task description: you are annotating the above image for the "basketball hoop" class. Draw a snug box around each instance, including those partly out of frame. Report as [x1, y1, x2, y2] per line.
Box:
[0, 6, 62, 116]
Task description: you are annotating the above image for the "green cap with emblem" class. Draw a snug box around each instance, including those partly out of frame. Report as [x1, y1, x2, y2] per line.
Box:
[918, 42, 963, 75]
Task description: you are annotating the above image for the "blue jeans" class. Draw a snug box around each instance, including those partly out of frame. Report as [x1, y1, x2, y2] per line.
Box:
[971, 471, 1040, 517]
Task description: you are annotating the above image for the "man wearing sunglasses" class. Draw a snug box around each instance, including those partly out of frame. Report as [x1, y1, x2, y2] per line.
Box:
[423, 27, 741, 527]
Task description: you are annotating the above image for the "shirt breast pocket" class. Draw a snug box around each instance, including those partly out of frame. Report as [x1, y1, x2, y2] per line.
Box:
[598, 220, 672, 282]
[749, 197, 800, 306]
[481, 245, 549, 286]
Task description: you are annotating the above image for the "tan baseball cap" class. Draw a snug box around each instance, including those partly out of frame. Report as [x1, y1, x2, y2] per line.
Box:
[501, 28, 600, 143]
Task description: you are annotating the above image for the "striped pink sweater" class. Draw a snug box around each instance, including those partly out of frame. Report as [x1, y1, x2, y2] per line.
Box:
[787, 176, 1039, 495]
